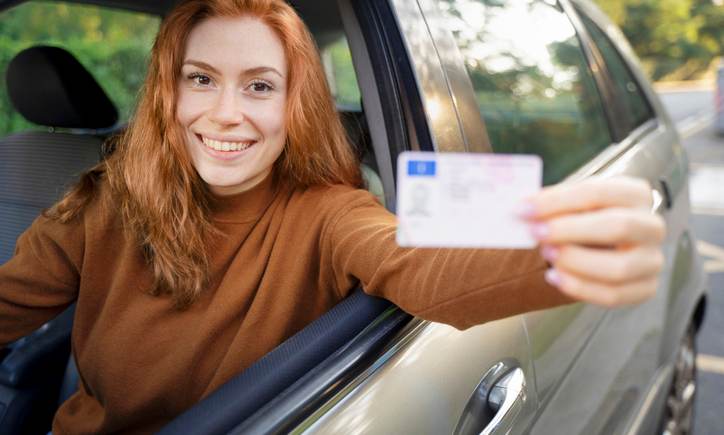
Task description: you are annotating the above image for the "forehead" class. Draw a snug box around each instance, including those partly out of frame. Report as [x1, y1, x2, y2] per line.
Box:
[184, 16, 287, 75]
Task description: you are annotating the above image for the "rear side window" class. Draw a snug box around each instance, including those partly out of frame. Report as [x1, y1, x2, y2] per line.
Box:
[578, 13, 654, 135]
[0, 1, 159, 136]
[438, 0, 612, 185]
[320, 35, 362, 110]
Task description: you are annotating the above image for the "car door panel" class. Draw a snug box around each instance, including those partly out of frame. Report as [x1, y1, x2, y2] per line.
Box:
[421, 0, 618, 425]
[298, 318, 537, 434]
[528, 3, 697, 426]
[528, 123, 689, 434]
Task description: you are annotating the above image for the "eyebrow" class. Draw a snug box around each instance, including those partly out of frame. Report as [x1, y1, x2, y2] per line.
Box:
[182, 59, 284, 78]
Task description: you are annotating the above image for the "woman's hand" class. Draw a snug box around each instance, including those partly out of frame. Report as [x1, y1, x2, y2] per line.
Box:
[523, 176, 666, 307]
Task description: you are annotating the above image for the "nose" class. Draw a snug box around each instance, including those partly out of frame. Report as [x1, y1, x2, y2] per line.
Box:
[208, 88, 245, 126]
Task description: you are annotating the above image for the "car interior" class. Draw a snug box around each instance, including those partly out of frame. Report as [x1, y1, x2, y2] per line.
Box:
[0, 43, 114, 433]
[0, 0, 407, 432]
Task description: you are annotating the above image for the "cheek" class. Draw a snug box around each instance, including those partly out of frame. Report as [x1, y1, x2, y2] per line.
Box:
[176, 91, 206, 126]
[176, 93, 192, 126]
[260, 101, 287, 140]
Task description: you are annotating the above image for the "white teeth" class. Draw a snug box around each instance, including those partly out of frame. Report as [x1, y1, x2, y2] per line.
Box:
[201, 136, 252, 152]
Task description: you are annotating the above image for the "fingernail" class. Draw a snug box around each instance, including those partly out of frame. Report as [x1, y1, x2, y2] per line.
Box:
[515, 201, 536, 218]
[531, 223, 550, 240]
[544, 268, 563, 287]
[541, 245, 559, 262]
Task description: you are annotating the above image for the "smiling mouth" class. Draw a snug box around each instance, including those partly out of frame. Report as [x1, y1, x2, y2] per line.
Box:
[200, 135, 256, 152]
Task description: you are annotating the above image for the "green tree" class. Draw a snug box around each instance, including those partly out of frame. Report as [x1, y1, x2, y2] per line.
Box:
[593, 0, 724, 80]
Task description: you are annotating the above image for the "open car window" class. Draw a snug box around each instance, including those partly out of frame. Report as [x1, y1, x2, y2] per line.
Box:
[320, 35, 361, 110]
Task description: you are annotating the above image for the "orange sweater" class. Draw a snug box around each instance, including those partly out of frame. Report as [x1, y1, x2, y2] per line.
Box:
[0, 174, 572, 434]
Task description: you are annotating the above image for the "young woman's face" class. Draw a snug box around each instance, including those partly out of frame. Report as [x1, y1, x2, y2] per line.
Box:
[177, 16, 288, 196]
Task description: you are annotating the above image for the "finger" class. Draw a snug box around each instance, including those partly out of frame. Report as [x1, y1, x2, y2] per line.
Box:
[525, 176, 652, 219]
[541, 244, 664, 285]
[545, 267, 659, 307]
[532, 207, 665, 246]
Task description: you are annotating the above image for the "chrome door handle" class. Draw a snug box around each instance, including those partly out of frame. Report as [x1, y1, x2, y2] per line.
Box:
[481, 368, 526, 435]
[454, 360, 527, 435]
[652, 179, 672, 213]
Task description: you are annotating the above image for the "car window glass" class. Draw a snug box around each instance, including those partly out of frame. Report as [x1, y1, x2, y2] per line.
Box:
[438, 0, 612, 185]
[317, 32, 385, 202]
[319, 35, 362, 110]
[578, 13, 654, 134]
[0, 1, 159, 136]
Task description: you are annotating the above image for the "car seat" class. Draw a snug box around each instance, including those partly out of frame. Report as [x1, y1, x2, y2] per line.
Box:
[0, 45, 117, 434]
[339, 109, 386, 207]
[0, 45, 117, 262]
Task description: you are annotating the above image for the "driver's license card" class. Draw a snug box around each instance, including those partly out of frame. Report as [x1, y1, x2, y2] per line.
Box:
[396, 151, 542, 249]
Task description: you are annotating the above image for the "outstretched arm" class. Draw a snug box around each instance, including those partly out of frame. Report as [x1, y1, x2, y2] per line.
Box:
[327, 176, 665, 329]
[326, 189, 572, 330]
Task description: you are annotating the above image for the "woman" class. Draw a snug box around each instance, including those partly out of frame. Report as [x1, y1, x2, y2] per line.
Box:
[0, 0, 665, 433]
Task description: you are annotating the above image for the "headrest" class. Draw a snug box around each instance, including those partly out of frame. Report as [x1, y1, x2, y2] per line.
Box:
[339, 110, 370, 154]
[6, 46, 118, 129]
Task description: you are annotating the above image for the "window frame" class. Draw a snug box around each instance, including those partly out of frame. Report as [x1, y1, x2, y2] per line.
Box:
[575, 11, 655, 133]
[555, 0, 662, 181]
[568, 2, 656, 140]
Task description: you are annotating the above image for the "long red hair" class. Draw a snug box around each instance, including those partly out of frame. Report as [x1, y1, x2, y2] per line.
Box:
[47, 0, 362, 308]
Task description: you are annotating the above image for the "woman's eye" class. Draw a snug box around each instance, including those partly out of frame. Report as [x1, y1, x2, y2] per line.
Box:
[188, 73, 212, 87]
[249, 80, 273, 93]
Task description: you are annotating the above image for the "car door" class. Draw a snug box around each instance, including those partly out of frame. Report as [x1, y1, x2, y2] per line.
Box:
[262, 0, 540, 433]
[423, 0, 619, 430]
[426, 0, 697, 433]
[420, 0, 696, 434]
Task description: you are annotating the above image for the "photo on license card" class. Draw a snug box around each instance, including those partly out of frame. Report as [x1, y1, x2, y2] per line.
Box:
[396, 151, 542, 249]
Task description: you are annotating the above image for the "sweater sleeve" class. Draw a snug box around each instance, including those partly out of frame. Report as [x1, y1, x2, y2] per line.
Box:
[326, 189, 575, 330]
[0, 214, 82, 345]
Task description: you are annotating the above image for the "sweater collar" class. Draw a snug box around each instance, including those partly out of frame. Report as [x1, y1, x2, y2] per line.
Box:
[209, 172, 278, 223]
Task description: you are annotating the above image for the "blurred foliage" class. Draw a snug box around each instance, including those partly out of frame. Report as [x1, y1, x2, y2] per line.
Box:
[439, 0, 613, 184]
[323, 37, 361, 109]
[592, 0, 724, 81]
[0, 1, 159, 135]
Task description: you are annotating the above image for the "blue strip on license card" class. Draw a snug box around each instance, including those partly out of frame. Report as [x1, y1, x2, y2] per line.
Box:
[407, 160, 436, 176]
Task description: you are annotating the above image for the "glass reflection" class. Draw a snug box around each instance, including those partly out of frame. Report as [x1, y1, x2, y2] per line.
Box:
[438, 0, 612, 184]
